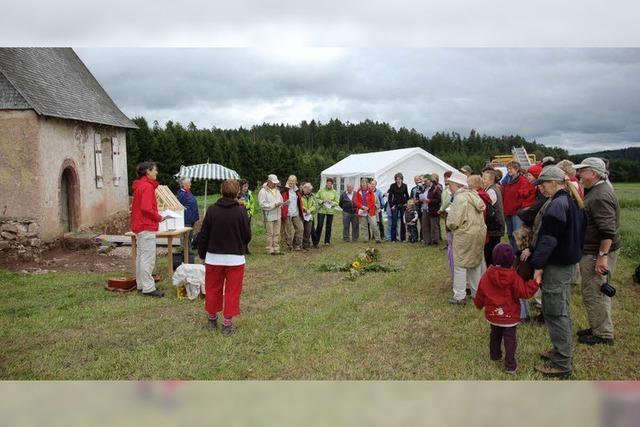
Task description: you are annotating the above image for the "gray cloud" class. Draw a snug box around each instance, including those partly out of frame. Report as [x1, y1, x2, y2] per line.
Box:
[75, 48, 640, 153]
[3, 1, 640, 47]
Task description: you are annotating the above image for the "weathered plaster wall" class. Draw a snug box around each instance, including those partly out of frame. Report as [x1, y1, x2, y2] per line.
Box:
[37, 117, 129, 239]
[0, 110, 42, 219]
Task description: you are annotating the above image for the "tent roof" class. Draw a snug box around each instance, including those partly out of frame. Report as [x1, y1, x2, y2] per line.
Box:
[321, 147, 419, 176]
[321, 147, 461, 178]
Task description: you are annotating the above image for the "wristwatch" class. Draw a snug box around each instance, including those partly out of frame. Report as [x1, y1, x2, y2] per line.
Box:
[598, 251, 608, 257]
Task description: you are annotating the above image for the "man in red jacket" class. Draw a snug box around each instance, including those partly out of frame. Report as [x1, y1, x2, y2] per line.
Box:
[130, 161, 166, 297]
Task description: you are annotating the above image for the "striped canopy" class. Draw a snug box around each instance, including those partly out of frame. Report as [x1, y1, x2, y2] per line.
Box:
[175, 163, 240, 181]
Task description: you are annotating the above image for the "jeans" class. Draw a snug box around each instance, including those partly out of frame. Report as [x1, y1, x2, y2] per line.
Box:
[390, 206, 406, 241]
[505, 215, 523, 252]
[406, 224, 418, 243]
[377, 211, 385, 239]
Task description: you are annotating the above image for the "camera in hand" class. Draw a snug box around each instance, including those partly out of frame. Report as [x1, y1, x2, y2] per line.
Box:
[600, 270, 616, 298]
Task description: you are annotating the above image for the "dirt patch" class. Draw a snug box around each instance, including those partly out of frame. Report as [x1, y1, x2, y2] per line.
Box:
[80, 210, 131, 235]
[0, 244, 172, 274]
[0, 246, 129, 274]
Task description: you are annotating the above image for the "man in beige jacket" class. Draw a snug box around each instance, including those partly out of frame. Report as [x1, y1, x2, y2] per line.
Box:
[258, 174, 284, 255]
[446, 175, 487, 304]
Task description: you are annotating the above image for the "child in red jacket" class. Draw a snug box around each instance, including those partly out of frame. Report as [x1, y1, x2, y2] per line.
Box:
[474, 243, 541, 374]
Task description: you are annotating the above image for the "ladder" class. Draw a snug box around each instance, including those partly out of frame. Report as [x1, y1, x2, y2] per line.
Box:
[512, 146, 532, 168]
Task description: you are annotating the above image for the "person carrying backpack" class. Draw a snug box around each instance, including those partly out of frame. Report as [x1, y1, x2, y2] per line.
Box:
[482, 170, 506, 266]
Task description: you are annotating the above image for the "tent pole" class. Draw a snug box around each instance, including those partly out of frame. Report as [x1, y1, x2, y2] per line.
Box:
[203, 179, 208, 215]
[202, 157, 210, 215]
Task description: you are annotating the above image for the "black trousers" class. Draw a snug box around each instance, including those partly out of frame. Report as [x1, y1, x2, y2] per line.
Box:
[485, 236, 502, 266]
[316, 213, 334, 244]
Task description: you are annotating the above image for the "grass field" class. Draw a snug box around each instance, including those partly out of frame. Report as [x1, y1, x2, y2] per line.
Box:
[1, 185, 639, 380]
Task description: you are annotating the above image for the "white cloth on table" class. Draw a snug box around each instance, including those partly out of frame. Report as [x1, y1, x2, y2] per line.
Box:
[172, 263, 206, 300]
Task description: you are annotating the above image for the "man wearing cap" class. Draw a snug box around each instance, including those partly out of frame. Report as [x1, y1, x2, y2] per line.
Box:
[258, 174, 284, 255]
[530, 166, 585, 377]
[541, 156, 557, 167]
[460, 165, 473, 177]
[574, 157, 621, 346]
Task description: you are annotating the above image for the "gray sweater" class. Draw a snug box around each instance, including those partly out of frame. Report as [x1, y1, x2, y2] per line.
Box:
[582, 180, 621, 254]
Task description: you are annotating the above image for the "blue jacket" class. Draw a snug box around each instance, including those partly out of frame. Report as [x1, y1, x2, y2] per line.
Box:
[177, 188, 200, 227]
[530, 190, 585, 269]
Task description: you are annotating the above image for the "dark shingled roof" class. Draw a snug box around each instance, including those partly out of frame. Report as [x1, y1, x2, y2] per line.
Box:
[0, 48, 137, 129]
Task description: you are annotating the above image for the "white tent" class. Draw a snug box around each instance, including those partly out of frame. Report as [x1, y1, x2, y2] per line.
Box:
[320, 147, 468, 193]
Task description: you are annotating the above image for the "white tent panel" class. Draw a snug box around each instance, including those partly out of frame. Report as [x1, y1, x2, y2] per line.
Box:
[320, 147, 467, 193]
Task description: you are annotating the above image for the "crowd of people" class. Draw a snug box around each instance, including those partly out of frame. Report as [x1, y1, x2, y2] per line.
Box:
[129, 155, 623, 375]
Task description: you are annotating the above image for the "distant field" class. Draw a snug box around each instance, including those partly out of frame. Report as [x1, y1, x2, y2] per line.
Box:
[614, 183, 640, 259]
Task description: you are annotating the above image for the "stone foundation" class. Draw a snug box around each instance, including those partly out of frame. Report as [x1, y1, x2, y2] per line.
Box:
[0, 217, 47, 261]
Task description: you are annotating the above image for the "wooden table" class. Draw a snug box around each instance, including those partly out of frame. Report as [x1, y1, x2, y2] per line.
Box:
[125, 228, 193, 280]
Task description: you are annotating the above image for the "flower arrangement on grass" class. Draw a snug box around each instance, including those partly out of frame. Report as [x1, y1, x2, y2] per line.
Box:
[317, 247, 400, 281]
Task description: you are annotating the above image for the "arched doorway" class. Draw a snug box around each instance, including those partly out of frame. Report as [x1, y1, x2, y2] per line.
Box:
[60, 163, 80, 232]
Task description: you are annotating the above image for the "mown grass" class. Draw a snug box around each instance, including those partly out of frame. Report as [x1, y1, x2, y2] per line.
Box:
[1, 186, 639, 380]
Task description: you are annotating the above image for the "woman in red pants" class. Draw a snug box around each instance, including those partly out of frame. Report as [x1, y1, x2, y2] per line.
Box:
[198, 179, 251, 336]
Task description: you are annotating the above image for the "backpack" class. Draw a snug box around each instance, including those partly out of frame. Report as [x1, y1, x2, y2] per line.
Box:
[485, 202, 501, 232]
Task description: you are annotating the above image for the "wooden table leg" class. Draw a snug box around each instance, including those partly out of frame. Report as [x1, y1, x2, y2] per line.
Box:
[183, 230, 189, 264]
[167, 236, 174, 280]
[130, 234, 137, 276]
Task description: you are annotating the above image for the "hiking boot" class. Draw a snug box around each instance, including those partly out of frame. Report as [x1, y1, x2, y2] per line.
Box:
[221, 324, 235, 337]
[539, 350, 554, 360]
[534, 363, 571, 378]
[142, 289, 164, 298]
[207, 318, 217, 330]
[505, 369, 517, 375]
[576, 328, 593, 337]
[448, 297, 466, 305]
[578, 334, 614, 345]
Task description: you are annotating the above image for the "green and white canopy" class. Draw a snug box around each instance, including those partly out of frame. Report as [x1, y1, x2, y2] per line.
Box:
[175, 163, 240, 181]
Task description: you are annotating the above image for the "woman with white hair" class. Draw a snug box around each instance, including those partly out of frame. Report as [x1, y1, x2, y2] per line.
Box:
[177, 176, 199, 228]
[446, 175, 487, 305]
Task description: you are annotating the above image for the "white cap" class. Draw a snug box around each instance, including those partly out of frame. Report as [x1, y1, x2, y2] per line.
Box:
[267, 174, 280, 184]
[447, 176, 467, 187]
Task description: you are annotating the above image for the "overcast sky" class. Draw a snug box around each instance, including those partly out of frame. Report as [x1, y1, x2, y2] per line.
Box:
[75, 48, 640, 154]
[3, 1, 640, 154]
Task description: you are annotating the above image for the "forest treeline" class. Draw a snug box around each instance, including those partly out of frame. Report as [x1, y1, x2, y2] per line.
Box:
[125, 117, 639, 191]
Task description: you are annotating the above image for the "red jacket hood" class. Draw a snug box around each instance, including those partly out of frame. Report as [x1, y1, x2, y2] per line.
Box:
[474, 266, 539, 325]
[487, 266, 518, 289]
